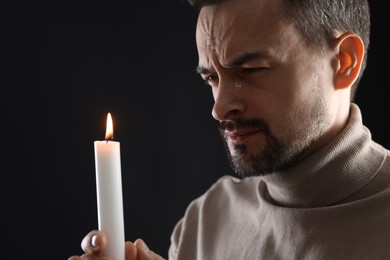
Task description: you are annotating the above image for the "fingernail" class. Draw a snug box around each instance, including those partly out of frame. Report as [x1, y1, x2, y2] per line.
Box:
[139, 240, 150, 252]
[91, 234, 98, 247]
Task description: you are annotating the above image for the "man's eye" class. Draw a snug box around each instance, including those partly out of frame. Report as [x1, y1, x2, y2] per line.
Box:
[241, 67, 265, 73]
[208, 75, 218, 81]
[203, 75, 218, 85]
[237, 67, 268, 79]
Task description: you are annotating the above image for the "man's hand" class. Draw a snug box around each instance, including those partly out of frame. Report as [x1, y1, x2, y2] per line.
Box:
[68, 230, 165, 260]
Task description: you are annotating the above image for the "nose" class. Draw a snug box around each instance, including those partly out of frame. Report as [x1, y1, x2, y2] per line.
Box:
[211, 80, 246, 121]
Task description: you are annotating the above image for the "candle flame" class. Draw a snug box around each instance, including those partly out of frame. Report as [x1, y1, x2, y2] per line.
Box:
[105, 113, 114, 140]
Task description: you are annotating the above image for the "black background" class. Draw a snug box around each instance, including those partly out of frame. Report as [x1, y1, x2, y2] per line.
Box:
[0, 1, 388, 259]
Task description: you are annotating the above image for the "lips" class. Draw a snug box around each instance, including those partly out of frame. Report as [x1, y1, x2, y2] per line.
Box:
[225, 129, 262, 142]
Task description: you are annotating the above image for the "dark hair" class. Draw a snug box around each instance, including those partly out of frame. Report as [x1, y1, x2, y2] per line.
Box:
[186, 0, 371, 101]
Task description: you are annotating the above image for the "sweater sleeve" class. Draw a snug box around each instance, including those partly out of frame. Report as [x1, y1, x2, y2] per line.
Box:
[168, 194, 204, 260]
[167, 175, 241, 259]
[168, 216, 184, 259]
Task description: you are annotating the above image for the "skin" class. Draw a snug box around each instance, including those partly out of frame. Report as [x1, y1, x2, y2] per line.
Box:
[67, 230, 164, 260]
[196, 0, 363, 176]
[69, 0, 364, 257]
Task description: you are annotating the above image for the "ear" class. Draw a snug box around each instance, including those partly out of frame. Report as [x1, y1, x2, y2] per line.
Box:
[334, 32, 364, 90]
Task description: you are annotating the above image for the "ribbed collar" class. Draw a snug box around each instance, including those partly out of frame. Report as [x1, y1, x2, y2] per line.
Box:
[260, 103, 386, 208]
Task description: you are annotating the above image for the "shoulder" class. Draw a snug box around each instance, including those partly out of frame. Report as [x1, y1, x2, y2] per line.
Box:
[208, 174, 260, 192]
[169, 175, 261, 258]
[370, 140, 390, 175]
[196, 175, 260, 204]
[174, 175, 261, 226]
[170, 174, 260, 220]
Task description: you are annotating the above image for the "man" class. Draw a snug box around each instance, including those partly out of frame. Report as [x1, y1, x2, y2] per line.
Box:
[69, 0, 390, 259]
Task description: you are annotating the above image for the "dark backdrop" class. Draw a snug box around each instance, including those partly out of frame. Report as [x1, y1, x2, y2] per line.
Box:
[0, 1, 388, 259]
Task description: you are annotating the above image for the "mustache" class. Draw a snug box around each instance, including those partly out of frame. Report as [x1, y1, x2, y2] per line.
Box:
[219, 118, 269, 131]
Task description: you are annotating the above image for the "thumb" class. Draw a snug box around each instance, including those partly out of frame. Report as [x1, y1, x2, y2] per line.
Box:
[81, 230, 108, 255]
[134, 239, 166, 260]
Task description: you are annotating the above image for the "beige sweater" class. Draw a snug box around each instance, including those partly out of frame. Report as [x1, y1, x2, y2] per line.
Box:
[168, 104, 390, 260]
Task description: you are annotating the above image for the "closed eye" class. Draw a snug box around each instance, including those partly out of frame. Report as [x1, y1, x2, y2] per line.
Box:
[235, 67, 269, 80]
[240, 67, 267, 73]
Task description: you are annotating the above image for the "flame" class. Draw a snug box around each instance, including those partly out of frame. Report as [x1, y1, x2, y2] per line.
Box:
[105, 113, 114, 140]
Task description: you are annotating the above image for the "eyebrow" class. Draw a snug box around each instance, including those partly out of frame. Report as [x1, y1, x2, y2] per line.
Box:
[196, 52, 266, 75]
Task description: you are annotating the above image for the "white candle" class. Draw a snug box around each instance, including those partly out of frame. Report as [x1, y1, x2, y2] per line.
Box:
[94, 112, 125, 260]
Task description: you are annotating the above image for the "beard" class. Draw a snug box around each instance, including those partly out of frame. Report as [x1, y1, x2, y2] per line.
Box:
[219, 99, 330, 178]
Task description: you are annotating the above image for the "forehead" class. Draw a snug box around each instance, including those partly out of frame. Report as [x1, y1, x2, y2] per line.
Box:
[196, 0, 288, 66]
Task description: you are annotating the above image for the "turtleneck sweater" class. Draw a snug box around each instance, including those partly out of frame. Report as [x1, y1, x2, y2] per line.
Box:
[168, 103, 390, 260]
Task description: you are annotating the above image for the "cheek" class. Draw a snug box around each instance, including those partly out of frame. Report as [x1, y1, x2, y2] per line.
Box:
[258, 91, 304, 141]
[211, 87, 218, 100]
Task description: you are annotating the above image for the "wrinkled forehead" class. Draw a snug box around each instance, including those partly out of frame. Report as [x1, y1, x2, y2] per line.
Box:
[196, 1, 251, 48]
[195, 0, 285, 64]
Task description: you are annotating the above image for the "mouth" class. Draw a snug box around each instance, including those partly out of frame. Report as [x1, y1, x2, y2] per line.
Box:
[225, 129, 262, 143]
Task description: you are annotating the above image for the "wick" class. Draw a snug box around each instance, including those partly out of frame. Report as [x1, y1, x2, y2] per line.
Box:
[105, 136, 114, 143]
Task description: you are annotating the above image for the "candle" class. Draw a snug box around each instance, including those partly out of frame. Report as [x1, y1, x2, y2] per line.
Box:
[94, 112, 125, 260]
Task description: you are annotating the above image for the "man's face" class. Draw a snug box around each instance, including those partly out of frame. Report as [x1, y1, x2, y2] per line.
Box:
[196, 0, 337, 177]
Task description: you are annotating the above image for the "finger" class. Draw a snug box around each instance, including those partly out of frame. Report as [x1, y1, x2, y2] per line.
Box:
[81, 230, 108, 255]
[67, 255, 110, 260]
[125, 241, 137, 260]
[83, 254, 111, 260]
[67, 256, 81, 260]
[134, 239, 165, 260]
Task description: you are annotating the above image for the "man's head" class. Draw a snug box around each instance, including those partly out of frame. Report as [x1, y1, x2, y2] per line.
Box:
[190, 0, 370, 99]
[193, 0, 368, 177]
